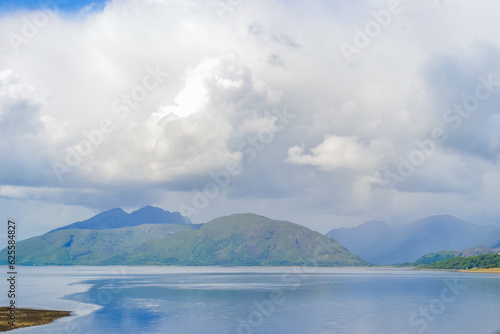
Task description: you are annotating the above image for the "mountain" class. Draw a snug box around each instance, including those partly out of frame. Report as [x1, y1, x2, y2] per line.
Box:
[327, 215, 500, 265]
[1, 213, 368, 266]
[130, 206, 191, 225]
[50, 206, 191, 232]
[474, 230, 500, 248]
[413, 250, 457, 265]
[3, 223, 200, 265]
[414, 247, 500, 265]
[110, 213, 369, 266]
[326, 220, 391, 256]
[423, 253, 500, 270]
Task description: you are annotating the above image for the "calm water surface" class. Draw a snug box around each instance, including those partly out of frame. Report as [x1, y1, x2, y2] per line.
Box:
[6, 266, 500, 334]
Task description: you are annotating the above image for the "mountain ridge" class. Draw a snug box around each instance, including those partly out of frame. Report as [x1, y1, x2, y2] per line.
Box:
[1, 212, 368, 267]
[49, 205, 191, 233]
[327, 215, 500, 265]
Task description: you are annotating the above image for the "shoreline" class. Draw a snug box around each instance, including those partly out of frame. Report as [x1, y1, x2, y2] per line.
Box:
[0, 308, 71, 332]
[416, 267, 500, 274]
[456, 267, 500, 273]
[2, 266, 497, 332]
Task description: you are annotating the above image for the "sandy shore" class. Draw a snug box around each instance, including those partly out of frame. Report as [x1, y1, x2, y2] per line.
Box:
[456, 268, 500, 273]
[0, 308, 71, 332]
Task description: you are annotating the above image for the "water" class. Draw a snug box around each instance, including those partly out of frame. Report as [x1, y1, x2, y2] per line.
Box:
[4, 266, 500, 333]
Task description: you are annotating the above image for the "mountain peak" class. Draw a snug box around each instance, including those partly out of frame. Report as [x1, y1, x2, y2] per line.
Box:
[409, 214, 467, 225]
[97, 207, 128, 215]
[358, 220, 390, 229]
[131, 206, 191, 225]
[49, 206, 191, 233]
[327, 214, 500, 265]
[2, 212, 369, 267]
[209, 213, 281, 226]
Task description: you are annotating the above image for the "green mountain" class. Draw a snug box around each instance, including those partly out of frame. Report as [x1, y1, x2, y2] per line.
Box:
[111, 213, 369, 266]
[414, 250, 458, 265]
[3, 223, 199, 265]
[423, 253, 500, 270]
[414, 247, 500, 266]
[1, 212, 368, 266]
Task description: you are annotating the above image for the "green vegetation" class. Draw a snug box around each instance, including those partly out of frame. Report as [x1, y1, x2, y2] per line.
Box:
[424, 253, 500, 270]
[0, 213, 369, 267]
[414, 250, 458, 265]
[117, 213, 369, 266]
[0, 223, 198, 265]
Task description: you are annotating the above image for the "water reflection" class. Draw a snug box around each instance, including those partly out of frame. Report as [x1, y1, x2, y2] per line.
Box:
[8, 267, 500, 334]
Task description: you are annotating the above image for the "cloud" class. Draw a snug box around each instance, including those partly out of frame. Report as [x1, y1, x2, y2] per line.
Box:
[2, 0, 500, 238]
[0, 69, 58, 186]
[0, 69, 42, 132]
[70, 55, 282, 185]
[286, 135, 386, 172]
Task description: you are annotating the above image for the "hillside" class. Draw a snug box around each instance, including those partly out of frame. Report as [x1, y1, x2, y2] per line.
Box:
[414, 250, 458, 265]
[110, 213, 369, 266]
[327, 215, 499, 265]
[0, 213, 368, 267]
[414, 247, 500, 265]
[424, 253, 500, 270]
[1, 223, 199, 265]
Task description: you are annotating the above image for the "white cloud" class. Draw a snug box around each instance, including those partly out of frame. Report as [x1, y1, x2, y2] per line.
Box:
[2, 0, 500, 237]
[0, 69, 42, 131]
[286, 135, 388, 172]
[77, 55, 281, 185]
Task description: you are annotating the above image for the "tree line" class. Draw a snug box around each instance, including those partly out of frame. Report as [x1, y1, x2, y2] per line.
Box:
[424, 253, 500, 269]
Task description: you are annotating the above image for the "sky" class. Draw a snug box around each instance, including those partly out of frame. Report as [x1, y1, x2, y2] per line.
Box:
[1, 0, 500, 240]
[0, 0, 108, 13]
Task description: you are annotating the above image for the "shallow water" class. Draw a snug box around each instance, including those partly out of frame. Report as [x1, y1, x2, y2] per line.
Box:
[4, 266, 500, 333]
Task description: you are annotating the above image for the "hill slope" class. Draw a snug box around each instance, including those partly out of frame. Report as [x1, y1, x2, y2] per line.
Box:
[424, 253, 500, 270]
[414, 247, 500, 265]
[2, 223, 199, 265]
[327, 215, 499, 265]
[1, 213, 368, 266]
[115, 213, 369, 266]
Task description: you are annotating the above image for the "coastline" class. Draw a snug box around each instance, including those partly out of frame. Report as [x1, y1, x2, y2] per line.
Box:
[0, 308, 71, 332]
[456, 267, 500, 273]
[1, 266, 106, 333]
[416, 267, 500, 274]
[2, 266, 498, 333]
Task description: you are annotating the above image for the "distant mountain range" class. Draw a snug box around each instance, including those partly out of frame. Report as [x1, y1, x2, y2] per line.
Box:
[50, 205, 191, 232]
[327, 215, 500, 265]
[5, 207, 497, 267]
[474, 230, 500, 249]
[1, 208, 368, 266]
